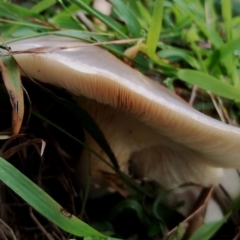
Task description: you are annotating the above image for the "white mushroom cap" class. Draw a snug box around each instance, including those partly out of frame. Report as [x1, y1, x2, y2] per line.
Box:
[8, 36, 240, 171]
[5, 36, 240, 204]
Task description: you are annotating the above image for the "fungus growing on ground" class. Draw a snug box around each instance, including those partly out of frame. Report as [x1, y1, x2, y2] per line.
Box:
[5, 36, 240, 215]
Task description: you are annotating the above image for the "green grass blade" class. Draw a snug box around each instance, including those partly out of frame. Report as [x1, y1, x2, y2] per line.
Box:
[159, 48, 200, 69]
[109, 199, 151, 228]
[146, 0, 163, 58]
[189, 212, 231, 240]
[221, 0, 232, 41]
[0, 2, 39, 19]
[127, 0, 151, 29]
[111, 0, 142, 38]
[206, 38, 240, 70]
[31, 0, 57, 14]
[220, 0, 239, 87]
[177, 69, 240, 101]
[0, 156, 106, 238]
[52, 29, 112, 41]
[174, 0, 223, 48]
[69, 0, 128, 38]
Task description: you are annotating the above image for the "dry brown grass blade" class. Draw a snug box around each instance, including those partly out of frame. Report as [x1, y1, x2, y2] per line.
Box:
[1, 138, 45, 159]
[0, 38, 140, 57]
[0, 56, 24, 136]
[96, 170, 132, 198]
[167, 187, 214, 239]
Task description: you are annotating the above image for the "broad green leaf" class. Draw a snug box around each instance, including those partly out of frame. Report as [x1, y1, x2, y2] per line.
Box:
[52, 14, 84, 29]
[109, 199, 151, 228]
[189, 212, 231, 240]
[0, 56, 23, 135]
[51, 3, 86, 30]
[158, 49, 200, 69]
[177, 69, 240, 101]
[0, 156, 106, 238]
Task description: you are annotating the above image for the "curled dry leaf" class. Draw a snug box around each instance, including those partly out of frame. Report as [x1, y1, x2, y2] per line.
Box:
[0, 56, 24, 136]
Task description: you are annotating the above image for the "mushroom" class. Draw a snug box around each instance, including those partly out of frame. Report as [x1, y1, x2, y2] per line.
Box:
[6, 36, 240, 213]
[93, 0, 112, 30]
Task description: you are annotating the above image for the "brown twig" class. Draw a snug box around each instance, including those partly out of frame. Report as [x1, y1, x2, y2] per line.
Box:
[29, 207, 54, 240]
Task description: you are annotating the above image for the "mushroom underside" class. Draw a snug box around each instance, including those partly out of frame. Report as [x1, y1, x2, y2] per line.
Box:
[76, 97, 225, 194]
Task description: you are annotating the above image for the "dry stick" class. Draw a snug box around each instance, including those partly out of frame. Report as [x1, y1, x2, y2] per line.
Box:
[232, 227, 240, 240]
[29, 207, 54, 240]
[1, 138, 45, 159]
[0, 219, 17, 240]
[189, 85, 198, 106]
[80, 139, 92, 217]
[208, 92, 226, 123]
[51, 224, 67, 240]
[22, 83, 33, 127]
[0, 38, 141, 57]
[76, 11, 95, 31]
[51, 231, 63, 240]
[0, 184, 6, 220]
[32, 144, 44, 187]
[0, 229, 7, 240]
[218, 97, 234, 125]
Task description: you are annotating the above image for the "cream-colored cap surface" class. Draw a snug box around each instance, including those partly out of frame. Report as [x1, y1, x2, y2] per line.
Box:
[9, 36, 240, 168]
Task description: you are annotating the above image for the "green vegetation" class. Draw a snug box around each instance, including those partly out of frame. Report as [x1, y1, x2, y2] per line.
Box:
[1, 0, 240, 239]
